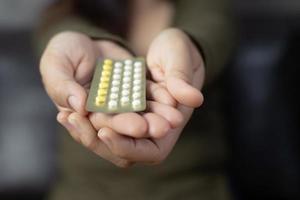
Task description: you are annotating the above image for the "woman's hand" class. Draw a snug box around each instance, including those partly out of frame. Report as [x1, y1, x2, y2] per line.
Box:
[61, 28, 206, 167]
[147, 28, 205, 107]
[40, 31, 183, 167]
[40, 31, 132, 114]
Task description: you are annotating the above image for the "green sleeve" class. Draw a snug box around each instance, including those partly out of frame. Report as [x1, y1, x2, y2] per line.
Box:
[35, 15, 131, 55]
[173, 0, 236, 85]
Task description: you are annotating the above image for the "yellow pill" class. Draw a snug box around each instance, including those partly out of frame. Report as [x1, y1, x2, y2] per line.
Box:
[104, 59, 113, 65]
[95, 100, 105, 106]
[98, 89, 107, 96]
[96, 102, 104, 106]
[99, 82, 109, 89]
[96, 96, 106, 103]
[102, 70, 111, 76]
[100, 76, 110, 82]
[95, 96, 106, 106]
[103, 65, 112, 70]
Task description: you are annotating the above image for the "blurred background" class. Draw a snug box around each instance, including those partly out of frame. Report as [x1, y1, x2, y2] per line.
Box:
[0, 0, 299, 200]
[0, 0, 57, 199]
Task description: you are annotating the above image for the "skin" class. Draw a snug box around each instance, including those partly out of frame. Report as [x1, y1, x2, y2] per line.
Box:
[40, 28, 205, 167]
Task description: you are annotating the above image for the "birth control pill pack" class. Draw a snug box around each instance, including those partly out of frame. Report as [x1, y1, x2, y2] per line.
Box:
[86, 58, 146, 113]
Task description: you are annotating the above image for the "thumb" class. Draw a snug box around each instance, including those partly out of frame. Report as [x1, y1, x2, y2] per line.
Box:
[40, 55, 88, 115]
[165, 65, 203, 108]
[55, 80, 87, 115]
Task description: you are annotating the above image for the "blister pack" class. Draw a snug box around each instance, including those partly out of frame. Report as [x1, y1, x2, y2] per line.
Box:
[86, 58, 146, 113]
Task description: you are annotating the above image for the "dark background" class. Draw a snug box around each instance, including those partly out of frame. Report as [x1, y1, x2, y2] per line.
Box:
[0, 0, 299, 199]
[0, 1, 57, 199]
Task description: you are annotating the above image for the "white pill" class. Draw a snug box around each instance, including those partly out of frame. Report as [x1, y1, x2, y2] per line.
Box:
[134, 73, 142, 79]
[122, 90, 130, 96]
[123, 77, 131, 83]
[112, 80, 120, 86]
[133, 85, 141, 92]
[122, 83, 130, 89]
[134, 67, 142, 73]
[113, 74, 121, 80]
[125, 59, 133, 65]
[124, 65, 132, 70]
[123, 71, 132, 77]
[114, 68, 122, 74]
[114, 62, 123, 68]
[111, 87, 119, 93]
[133, 79, 141, 85]
[132, 99, 142, 109]
[121, 96, 130, 106]
[110, 93, 118, 100]
[132, 92, 141, 99]
[134, 61, 142, 68]
[108, 100, 118, 110]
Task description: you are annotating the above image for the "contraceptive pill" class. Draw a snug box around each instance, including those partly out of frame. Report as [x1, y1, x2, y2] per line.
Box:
[86, 58, 146, 113]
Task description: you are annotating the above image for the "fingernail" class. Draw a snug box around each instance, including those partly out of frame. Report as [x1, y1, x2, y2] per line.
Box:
[68, 96, 80, 112]
[58, 117, 74, 131]
[68, 115, 80, 131]
[97, 128, 104, 138]
[56, 112, 64, 123]
[98, 129, 111, 146]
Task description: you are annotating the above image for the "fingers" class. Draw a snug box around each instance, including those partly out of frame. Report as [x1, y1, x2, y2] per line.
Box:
[164, 61, 203, 108]
[51, 77, 87, 114]
[57, 111, 179, 166]
[146, 28, 205, 108]
[57, 111, 132, 168]
[147, 59, 203, 108]
[147, 101, 183, 128]
[90, 101, 183, 138]
[40, 33, 97, 115]
[98, 127, 163, 164]
[146, 80, 176, 106]
[57, 111, 80, 142]
[166, 77, 204, 108]
[57, 111, 99, 150]
[40, 54, 85, 113]
[142, 113, 170, 138]
[89, 112, 148, 138]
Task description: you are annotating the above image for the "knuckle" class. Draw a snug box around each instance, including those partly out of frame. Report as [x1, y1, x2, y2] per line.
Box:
[69, 133, 81, 144]
[114, 159, 132, 168]
[83, 138, 97, 152]
[89, 113, 107, 130]
[113, 147, 128, 159]
[111, 138, 136, 159]
[148, 158, 165, 166]
[153, 151, 168, 165]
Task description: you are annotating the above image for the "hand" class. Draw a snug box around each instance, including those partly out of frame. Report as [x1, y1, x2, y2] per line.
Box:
[40, 31, 183, 167]
[40, 31, 132, 114]
[60, 28, 205, 167]
[147, 28, 205, 107]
